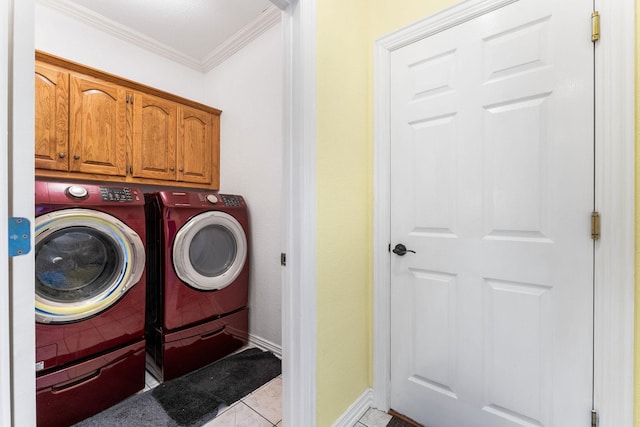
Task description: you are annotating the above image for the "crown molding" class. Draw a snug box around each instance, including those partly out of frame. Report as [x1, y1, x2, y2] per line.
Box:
[36, 0, 281, 73]
[269, 0, 290, 11]
[201, 5, 281, 72]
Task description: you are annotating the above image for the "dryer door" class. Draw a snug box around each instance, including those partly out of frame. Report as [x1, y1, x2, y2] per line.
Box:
[173, 211, 247, 291]
[35, 208, 145, 323]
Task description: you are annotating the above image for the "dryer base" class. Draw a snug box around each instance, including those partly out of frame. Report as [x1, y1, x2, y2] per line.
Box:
[146, 308, 248, 382]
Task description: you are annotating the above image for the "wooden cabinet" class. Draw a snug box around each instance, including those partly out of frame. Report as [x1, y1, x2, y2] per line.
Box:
[35, 63, 68, 171]
[178, 105, 215, 185]
[131, 92, 177, 181]
[34, 51, 221, 189]
[69, 74, 128, 177]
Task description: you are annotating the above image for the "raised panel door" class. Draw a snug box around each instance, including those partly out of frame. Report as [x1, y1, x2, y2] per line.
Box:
[69, 75, 127, 176]
[131, 92, 177, 181]
[389, 0, 594, 425]
[177, 105, 213, 185]
[34, 63, 68, 171]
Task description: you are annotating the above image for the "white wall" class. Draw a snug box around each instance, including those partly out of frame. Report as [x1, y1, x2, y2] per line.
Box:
[35, 3, 206, 103]
[204, 23, 283, 348]
[34, 4, 283, 348]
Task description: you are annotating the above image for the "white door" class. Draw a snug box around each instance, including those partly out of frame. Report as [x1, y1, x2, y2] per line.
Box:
[390, 0, 594, 426]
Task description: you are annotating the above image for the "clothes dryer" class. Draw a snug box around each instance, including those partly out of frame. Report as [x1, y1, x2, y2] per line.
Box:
[35, 181, 147, 427]
[145, 190, 249, 381]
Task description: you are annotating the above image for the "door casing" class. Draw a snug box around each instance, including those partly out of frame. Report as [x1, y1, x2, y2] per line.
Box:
[5, 0, 36, 425]
[373, 1, 635, 426]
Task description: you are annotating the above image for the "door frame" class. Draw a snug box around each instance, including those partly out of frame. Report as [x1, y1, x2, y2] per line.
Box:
[4, 0, 36, 425]
[280, 0, 318, 426]
[1, 0, 12, 424]
[372, 1, 635, 426]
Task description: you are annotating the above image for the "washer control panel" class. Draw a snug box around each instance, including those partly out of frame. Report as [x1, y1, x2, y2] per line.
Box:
[100, 187, 134, 202]
[221, 195, 242, 207]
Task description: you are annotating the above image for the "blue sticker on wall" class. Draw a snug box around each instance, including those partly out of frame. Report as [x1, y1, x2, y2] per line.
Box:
[8, 217, 30, 256]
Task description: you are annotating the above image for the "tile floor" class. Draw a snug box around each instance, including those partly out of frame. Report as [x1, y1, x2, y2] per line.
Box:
[203, 376, 282, 427]
[356, 408, 393, 427]
[143, 370, 160, 391]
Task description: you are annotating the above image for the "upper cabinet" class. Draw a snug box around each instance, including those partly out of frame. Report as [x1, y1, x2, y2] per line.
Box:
[69, 74, 128, 177]
[178, 105, 216, 185]
[35, 63, 69, 171]
[34, 51, 222, 189]
[131, 92, 178, 182]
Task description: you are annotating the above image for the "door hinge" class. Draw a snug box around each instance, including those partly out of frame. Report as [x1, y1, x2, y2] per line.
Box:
[591, 409, 597, 427]
[8, 217, 30, 256]
[591, 211, 600, 240]
[281, 253, 286, 266]
[591, 11, 600, 42]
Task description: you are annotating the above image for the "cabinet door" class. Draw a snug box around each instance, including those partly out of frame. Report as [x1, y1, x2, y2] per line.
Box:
[131, 93, 177, 180]
[69, 75, 127, 176]
[35, 63, 69, 171]
[177, 106, 213, 185]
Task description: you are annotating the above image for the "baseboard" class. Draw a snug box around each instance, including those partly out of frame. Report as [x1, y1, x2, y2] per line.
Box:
[331, 387, 373, 427]
[248, 334, 282, 358]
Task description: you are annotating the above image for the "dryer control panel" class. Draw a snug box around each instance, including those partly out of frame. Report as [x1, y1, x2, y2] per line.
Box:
[221, 195, 243, 207]
[158, 191, 244, 208]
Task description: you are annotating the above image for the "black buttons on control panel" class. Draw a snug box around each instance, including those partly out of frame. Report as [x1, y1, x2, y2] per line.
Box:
[100, 187, 134, 202]
[221, 195, 242, 207]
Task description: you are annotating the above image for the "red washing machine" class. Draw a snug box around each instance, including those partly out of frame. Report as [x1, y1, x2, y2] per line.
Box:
[34, 181, 147, 427]
[145, 190, 249, 382]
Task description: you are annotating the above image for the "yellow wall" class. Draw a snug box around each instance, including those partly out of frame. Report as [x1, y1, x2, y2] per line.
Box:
[635, 0, 640, 424]
[315, 1, 458, 425]
[316, 1, 371, 425]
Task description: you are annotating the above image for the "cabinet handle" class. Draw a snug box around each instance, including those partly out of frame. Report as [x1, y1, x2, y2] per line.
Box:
[73, 154, 80, 160]
[128, 165, 133, 175]
[179, 168, 184, 172]
[170, 166, 175, 172]
[58, 152, 65, 159]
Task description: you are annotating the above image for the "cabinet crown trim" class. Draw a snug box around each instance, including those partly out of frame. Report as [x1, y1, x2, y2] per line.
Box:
[35, 50, 222, 116]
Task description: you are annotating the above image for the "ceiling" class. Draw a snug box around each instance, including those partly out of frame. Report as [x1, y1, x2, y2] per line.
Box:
[37, 0, 279, 72]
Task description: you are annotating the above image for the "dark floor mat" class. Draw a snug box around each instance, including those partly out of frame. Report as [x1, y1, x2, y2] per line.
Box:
[152, 347, 281, 426]
[74, 348, 281, 427]
[388, 416, 423, 427]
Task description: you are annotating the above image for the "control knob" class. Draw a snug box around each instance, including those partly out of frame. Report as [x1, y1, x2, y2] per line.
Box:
[205, 194, 218, 204]
[66, 185, 88, 199]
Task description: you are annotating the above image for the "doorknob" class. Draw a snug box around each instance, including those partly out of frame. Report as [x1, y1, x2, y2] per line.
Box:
[392, 243, 415, 256]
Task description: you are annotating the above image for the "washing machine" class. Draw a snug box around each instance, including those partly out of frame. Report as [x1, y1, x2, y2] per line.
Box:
[145, 190, 249, 382]
[34, 181, 147, 427]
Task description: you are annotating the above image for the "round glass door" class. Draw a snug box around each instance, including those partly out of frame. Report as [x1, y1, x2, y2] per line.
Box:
[35, 208, 145, 323]
[173, 211, 247, 291]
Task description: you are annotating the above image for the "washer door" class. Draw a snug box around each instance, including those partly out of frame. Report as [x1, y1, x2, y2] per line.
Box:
[173, 211, 247, 291]
[35, 208, 145, 324]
